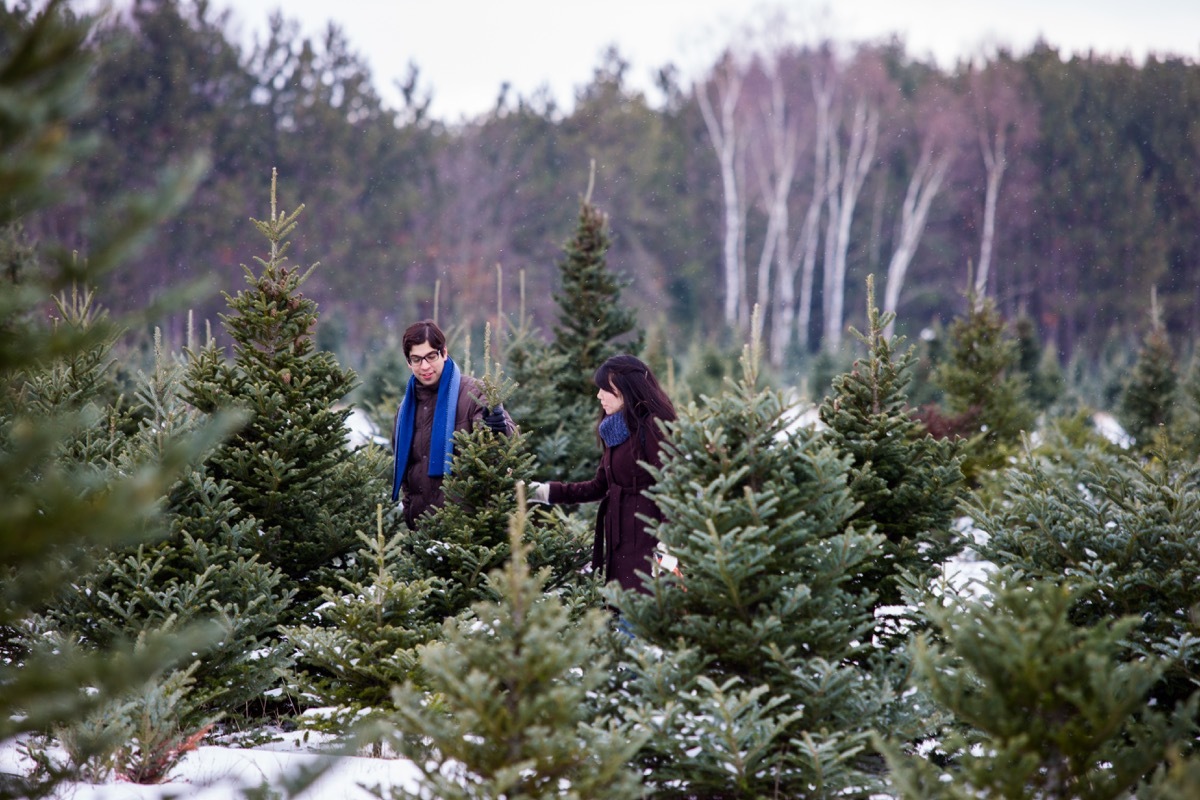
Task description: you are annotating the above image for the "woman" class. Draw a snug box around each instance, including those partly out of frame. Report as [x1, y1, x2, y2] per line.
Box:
[530, 354, 677, 594]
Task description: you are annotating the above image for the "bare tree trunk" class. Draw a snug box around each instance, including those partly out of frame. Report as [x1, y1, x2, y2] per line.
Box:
[882, 146, 952, 338]
[823, 99, 878, 352]
[787, 71, 832, 357]
[975, 126, 1007, 307]
[697, 67, 746, 330]
[750, 67, 798, 365]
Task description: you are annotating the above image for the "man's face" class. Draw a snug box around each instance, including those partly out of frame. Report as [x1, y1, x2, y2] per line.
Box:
[407, 341, 446, 386]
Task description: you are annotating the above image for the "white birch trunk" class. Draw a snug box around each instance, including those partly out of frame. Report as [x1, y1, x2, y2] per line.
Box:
[975, 127, 1007, 307]
[787, 72, 832, 357]
[823, 99, 878, 352]
[882, 146, 952, 338]
[751, 69, 798, 365]
[697, 71, 746, 329]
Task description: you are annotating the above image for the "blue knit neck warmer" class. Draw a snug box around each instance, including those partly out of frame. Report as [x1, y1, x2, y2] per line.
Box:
[599, 412, 631, 447]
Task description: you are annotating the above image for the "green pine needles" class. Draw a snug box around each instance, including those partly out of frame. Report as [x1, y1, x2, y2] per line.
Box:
[379, 496, 643, 800]
[879, 572, 1197, 799]
[819, 274, 965, 607]
[617, 314, 891, 798]
[183, 170, 388, 609]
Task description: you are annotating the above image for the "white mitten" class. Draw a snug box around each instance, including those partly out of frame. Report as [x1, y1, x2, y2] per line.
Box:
[527, 481, 550, 504]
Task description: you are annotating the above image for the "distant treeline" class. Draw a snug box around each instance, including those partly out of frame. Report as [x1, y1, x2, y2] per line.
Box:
[20, 0, 1200, 368]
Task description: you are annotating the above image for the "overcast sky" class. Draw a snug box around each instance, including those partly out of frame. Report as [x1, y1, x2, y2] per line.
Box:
[203, 1, 1200, 121]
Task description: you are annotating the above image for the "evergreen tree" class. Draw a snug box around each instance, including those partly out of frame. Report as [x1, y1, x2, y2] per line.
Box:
[677, 336, 738, 404]
[1173, 350, 1200, 459]
[0, 3, 214, 796]
[403, 348, 592, 622]
[379, 500, 643, 800]
[1014, 314, 1064, 411]
[541, 195, 643, 482]
[356, 329, 409, 434]
[930, 292, 1034, 483]
[1119, 291, 1178, 450]
[43, 329, 295, 729]
[16, 286, 125, 466]
[617, 334, 893, 798]
[183, 171, 388, 608]
[501, 274, 577, 481]
[878, 572, 1195, 799]
[975, 447, 1200, 714]
[282, 507, 441, 737]
[819, 276, 965, 608]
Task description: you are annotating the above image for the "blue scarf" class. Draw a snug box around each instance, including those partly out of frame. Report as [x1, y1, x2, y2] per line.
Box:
[599, 412, 631, 448]
[391, 357, 461, 501]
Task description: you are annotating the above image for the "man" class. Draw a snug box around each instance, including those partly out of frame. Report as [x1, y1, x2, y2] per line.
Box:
[390, 319, 514, 529]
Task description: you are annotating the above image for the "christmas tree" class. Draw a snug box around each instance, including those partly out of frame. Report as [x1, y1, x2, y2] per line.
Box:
[1173, 351, 1200, 459]
[929, 291, 1034, 483]
[0, 3, 215, 795]
[1014, 314, 1064, 411]
[282, 506, 441, 738]
[976, 447, 1200, 714]
[500, 269, 577, 488]
[379, 494, 643, 800]
[183, 171, 389, 608]
[616, 321, 892, 797]
[43, 329, 295, 731]
[879, 571, 1195, 799]
[540, 193, 643, 482]
[819, 275, 965, 607]
[1119, 289, 1178, 451]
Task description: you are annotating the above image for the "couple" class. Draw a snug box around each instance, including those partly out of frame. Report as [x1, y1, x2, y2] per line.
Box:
[390, 319, 676, 595]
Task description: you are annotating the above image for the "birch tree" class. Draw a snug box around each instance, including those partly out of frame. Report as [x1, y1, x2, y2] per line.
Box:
[882, 81, 963, 338]
[745, 54, 802, 364]
[967, 56, 1037, 306]
[821, 49, 887, 352]
[791, 51, 835, 355]
[696, 51, 749, 330]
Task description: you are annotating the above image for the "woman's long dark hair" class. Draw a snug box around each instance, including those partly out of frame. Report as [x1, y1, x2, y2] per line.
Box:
[593, 354, 677, 448]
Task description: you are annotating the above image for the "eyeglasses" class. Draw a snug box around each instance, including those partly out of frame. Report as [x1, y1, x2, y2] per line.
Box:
[407, 350, 443, 367]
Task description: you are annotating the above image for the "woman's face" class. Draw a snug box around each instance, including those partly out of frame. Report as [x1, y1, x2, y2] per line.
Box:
[597, 382, 624, 416]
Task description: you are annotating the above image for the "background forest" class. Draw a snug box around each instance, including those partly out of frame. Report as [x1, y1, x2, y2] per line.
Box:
[21, 0, 1200, 381]
[8, 2, 1200, 799]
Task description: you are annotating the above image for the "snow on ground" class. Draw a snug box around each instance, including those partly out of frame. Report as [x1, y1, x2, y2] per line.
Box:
[1091, 410, 1132, 449]
[0, 732, 422, 800]
[343, 407, 390, 449]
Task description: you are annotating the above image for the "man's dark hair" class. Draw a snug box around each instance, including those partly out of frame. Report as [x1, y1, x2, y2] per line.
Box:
[402, 319, 447, 358]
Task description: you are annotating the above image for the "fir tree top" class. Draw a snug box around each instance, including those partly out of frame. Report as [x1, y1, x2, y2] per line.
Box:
[183, 170, 376, 600]
[1119, 287, 1178, 449]
[819, 275, 964, 604]
[550, 193, 642, 387]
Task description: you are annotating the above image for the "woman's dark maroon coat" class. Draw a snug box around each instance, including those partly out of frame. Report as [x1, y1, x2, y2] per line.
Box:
[547, 420, 667, 594]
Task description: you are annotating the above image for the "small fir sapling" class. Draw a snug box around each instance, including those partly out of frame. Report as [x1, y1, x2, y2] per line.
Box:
[1118, 288, 1178, 451]
[616, 310, 892, 798]
[183, 170, 390, 613]
[877, 572, 1197, 800]
[926, 289, 1034, 483]
[282, 505, 441, 738]
[378, 489, 644, 800]
[819, 275, 965, 609]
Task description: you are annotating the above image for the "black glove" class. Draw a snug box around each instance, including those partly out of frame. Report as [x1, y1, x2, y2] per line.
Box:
[483, 405, 508, 434]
